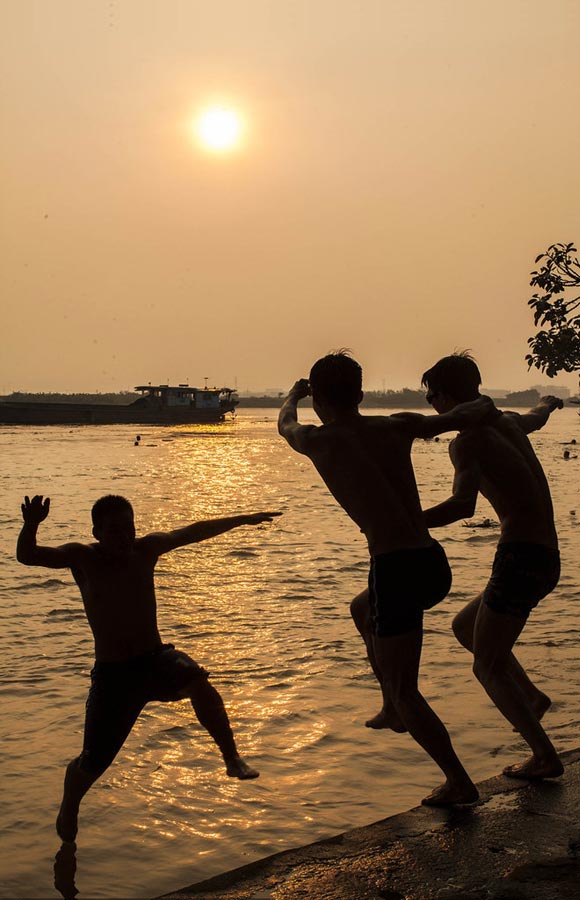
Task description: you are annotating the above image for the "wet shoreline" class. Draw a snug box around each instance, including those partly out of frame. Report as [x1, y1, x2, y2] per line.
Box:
[161, 747, 580, 900]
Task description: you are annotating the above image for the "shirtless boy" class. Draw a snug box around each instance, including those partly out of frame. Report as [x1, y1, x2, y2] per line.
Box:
[17, 494, 280, 841]
[278, 351, 493, 806]
[421, 352, 563, 780]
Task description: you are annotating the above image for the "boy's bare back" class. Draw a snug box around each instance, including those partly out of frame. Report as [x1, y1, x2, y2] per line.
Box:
[303, 415, 432, 555]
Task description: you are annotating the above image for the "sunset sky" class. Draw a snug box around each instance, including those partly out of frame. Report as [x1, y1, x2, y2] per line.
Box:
[1, 0, 579, 393]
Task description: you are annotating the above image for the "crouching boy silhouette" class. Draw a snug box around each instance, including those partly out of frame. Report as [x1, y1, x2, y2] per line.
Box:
[17, 494, 281, 842]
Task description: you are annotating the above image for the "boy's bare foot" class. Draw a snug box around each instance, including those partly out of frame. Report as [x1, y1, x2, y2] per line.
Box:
[503, 754, 563, 781]
[422, 780, 479, 807]
[225, 755, 259, 780]
[365, 707, 407, 733]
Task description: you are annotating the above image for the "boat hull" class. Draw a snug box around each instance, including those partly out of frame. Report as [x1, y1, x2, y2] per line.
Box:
[0, 402, 236, 426]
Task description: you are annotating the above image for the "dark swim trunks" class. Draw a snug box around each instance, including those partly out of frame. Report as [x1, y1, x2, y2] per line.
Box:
[483, 542, 560, 618]
[368, 541, 452, 637]
[79, 644, 208, 774]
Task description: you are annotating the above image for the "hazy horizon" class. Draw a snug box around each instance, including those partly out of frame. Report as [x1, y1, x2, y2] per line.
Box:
[2, 1, 579, 394]
[1, 379, 576, 399]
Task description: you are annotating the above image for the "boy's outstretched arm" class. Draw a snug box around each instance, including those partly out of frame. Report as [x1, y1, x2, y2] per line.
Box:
[17, 495, 86, 567]
[505, 395, 564, 435]
[391, 395, 498, 440]
[424, 438, 480, 528]
[278, 379, 317, 454]
[142, 511, 282, 556]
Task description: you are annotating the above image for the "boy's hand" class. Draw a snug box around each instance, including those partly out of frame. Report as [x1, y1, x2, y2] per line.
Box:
[244, 511, 282, 525]
[540, 395, 564, 412]
[288, 379, 310, 401]
[21, 495, 50, 524]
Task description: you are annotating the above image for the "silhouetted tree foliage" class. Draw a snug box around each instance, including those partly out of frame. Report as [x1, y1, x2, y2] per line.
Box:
[526, 242, 580, 377]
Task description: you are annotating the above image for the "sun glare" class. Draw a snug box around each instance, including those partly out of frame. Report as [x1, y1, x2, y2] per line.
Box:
[196, 107, 243, 152]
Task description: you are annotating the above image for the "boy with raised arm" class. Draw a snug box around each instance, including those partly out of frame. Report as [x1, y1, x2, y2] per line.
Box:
[17, 494, 281, 842]
[420, 353, 563, 780]
[278, 351, 493, 807]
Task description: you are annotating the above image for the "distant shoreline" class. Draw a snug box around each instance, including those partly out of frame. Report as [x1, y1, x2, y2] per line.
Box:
[2, 390, 578, 409]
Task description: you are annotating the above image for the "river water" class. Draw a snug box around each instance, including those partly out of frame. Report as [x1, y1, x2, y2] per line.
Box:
[0, 408, 578, 899]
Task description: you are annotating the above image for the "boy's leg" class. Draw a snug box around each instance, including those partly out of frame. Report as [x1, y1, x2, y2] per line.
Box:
[57, 681, 145, 842]
[350, 589, 406, 732]
[372, 627, 478, 806]
[188, 675, 259, 780]
[453, 595, 551, 718]
[471, 603, 562, 779]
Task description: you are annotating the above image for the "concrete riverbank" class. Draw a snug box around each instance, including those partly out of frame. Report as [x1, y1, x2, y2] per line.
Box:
[160, 747, 580, 900]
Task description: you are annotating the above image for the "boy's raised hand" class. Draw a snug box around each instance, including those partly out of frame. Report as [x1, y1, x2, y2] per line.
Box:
[21, 495, 51, 524]
[244, 511, 282, 525]
[540, 395, 564, 412]
[289, 379, 311, 401]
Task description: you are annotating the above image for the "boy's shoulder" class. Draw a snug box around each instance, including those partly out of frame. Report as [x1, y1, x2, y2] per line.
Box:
[62, 539, 95, 551]
[364, 413, 416, 438]
[315, 415, 380, 439]
[360, 413, 394, 426]
[56, 541, 97, 573]
[451, 429, 479, 458]
[79, 541, 102, 552]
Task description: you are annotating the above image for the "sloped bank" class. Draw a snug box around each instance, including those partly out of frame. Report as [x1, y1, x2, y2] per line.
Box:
[159, 748, 580, 900]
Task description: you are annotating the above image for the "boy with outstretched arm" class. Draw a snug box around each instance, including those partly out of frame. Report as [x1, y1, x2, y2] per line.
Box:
[17, 494, 281, 842]
[421, 353, 564, 780]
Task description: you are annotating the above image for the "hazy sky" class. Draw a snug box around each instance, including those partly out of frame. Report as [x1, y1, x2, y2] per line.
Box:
[2, 0, 579, 393]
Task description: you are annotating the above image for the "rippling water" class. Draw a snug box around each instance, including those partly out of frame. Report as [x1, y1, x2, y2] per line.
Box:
[0, 408, 578, 899]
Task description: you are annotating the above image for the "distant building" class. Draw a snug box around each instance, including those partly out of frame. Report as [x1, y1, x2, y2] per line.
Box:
[531, 384, 570, 400]
[483, 385, 571, 403]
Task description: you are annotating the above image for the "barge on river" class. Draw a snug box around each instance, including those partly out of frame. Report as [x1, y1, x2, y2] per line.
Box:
[0, 384, 238, 426]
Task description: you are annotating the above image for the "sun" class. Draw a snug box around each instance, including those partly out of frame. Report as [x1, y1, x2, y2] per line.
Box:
[195, 107, 243, 152]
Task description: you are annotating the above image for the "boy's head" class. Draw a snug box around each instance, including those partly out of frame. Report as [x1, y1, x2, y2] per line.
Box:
[309, 350, 363, 420]
[91, 495, 135, 556]
[421, 351, 481, 413]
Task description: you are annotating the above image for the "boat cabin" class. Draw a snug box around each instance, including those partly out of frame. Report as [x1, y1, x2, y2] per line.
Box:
[133, 384, 236, 410]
